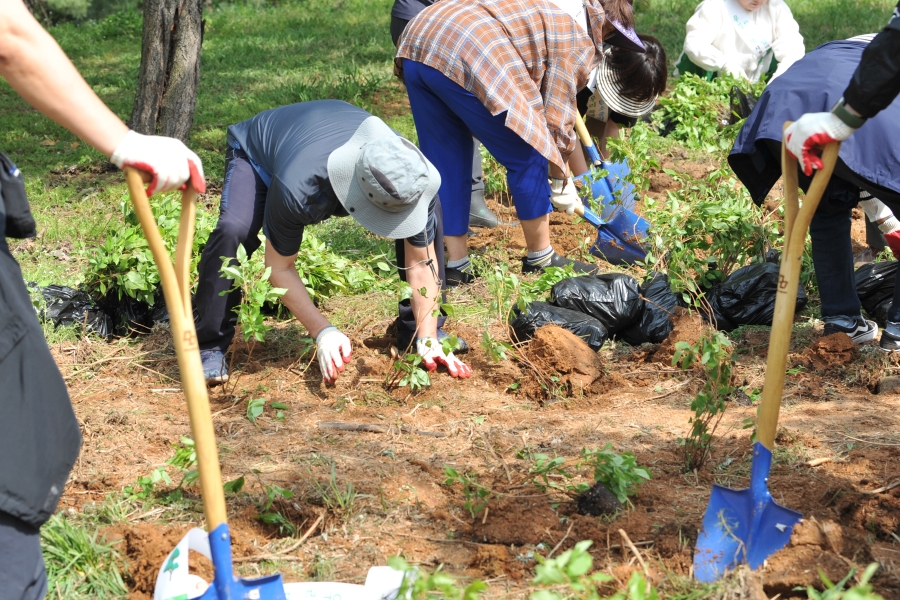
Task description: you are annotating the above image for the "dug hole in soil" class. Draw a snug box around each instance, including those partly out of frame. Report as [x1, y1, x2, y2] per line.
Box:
[58, 193, 900, 598]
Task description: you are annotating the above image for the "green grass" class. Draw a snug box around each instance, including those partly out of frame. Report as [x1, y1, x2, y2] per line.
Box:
[635, 0, 898, 70]
[41, 509, 129, 599]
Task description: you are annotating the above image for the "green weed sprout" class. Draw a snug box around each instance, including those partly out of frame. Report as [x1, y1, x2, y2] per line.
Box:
[389, 556, 487, 600]
[799, 563, 883, 600]
[255, 483, 296, 536]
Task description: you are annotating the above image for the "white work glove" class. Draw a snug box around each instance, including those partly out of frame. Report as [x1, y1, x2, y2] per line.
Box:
[110, 130, 206, 196]
[315, 326, 352, 384]
[784, 112, 856, 177]
[416, 337, 473, 378]
[550, 177, 581, 215]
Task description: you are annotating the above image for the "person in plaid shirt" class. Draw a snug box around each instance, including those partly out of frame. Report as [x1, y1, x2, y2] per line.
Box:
[396, 0, 644, 280]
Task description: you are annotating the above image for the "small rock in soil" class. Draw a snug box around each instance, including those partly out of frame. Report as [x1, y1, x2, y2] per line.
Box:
[576, 480, 622, 516]
[876, 375, 900, 394]
[728, 388, 753, 406]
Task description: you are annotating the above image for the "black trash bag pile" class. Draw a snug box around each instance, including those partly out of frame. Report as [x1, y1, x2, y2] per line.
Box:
[98, 287, 171, 335]
[510, 301, 609, 351]
[40, 284, 114, 338]
[704, 263, 808, 331]
[855, 261, 897, 326]
[549, 273, 643, 334]
[617, 273, 686, 346]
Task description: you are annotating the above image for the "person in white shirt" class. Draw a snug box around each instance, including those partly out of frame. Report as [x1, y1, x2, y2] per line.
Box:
[676, 0, 805, 83]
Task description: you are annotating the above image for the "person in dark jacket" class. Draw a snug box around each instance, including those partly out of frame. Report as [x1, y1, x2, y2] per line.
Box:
[781, 3, 900, 350]
[730, 33, 900, 350]
[194, 100, 472, 385]
[0, 1, 206, 597]
[390, 0, 501, 256]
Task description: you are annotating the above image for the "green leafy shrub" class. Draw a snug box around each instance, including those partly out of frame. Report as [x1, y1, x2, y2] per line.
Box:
[580, 445, 652, 505]
[531, 540, 658, 600]
[390, 556, 487, 600]
[85, 197, 216, 306]
[219, 243, 287, 343]
[641, 166, 780, 305]
[653, 74, 766, 152]
[673, 331, 735, 471]
[607, 120, 660, 193]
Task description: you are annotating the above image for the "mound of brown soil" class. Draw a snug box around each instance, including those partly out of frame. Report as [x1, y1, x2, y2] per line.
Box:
[526, 325, 603, 391]
[802, 333, 857, 370]
[653, 308, 711, 365]
[762, 519, 869, 596]
[103, 524, 214, 600]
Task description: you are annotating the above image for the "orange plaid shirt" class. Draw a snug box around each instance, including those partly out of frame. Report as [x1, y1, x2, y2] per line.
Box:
[396, 0, 604, 170]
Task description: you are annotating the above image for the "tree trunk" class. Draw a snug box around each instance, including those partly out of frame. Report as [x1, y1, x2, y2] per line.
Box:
[130, 0, 203, 143]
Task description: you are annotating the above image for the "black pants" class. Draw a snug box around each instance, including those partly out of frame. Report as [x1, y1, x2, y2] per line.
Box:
[0, 511, 46, 600]
[762, 140, 900, 322]
[195, 148, 446, 352]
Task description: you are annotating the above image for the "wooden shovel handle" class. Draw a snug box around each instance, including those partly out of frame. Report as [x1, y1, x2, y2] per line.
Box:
[124, 168, 228, 530]
[574, 115, 602, 167]
[756, 132, 840, 449]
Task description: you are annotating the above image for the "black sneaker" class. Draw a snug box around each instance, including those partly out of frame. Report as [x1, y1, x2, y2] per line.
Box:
[445, 266, 476, 287]
[880, 321, 900, 352]
[521, 252, 598, 275]
[822, 315, 877, 344]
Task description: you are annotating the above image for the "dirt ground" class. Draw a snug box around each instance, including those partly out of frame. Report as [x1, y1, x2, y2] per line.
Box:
[54, 165, 900, 599]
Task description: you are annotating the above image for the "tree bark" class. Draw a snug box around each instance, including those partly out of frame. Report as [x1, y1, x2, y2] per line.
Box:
[130, 0, 203, 143]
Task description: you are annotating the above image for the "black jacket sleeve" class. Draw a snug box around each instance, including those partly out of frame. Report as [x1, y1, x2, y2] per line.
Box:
[843, 3, 900, 118]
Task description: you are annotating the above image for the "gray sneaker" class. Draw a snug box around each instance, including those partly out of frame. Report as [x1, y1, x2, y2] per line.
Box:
[200, 349, 229, 386]
[822, 315, 878, 344]
[880, 321, 900, 352]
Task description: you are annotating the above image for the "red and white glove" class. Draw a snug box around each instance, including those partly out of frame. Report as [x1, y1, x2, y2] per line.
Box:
[416, 337, 473, 378]
[550, 177, 581, 215]
[316, 326, 352, 384]
[883, 230, 900, 259]
[110, 130, 206, 196]
[784, 112, 855, 177]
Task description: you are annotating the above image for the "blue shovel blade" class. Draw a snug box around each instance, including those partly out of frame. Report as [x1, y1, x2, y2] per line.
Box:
[199, 523, 287, 599]
[694, 442, 802, 582]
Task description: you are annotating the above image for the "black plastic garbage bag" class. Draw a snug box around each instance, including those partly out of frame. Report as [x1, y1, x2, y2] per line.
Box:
[510, 302, 609, 351]
[617, 273, 685, 345]
[855, 261, 897, 326]
[41, 284, 113, 338]
[550, 273, 642, 333]
[729, 86, 758, 124]
[705, 263, 808, 331]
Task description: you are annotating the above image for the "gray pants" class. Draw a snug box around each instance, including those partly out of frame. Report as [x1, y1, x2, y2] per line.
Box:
[0, 511, 46, 600]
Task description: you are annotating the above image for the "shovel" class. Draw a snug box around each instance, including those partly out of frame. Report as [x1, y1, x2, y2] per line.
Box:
[693, 131, 840, 582]
[125, 168, 287, 600]
[571, 116, 650, 265]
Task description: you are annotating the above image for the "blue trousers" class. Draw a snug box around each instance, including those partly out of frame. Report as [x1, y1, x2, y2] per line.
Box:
[403, 59, 552, 237]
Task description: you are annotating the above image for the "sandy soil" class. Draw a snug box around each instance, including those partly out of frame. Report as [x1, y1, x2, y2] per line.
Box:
[52, 163, 900, 599]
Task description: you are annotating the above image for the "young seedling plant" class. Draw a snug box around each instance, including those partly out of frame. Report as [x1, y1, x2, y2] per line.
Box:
[673, 330, 735, 472]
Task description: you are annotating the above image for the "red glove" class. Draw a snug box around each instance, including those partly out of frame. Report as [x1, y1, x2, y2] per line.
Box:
[784, 112, 855, 177]
[883, 230, 900, 259]
[110, 130, 206, 196]
[416, 337, 472, 378]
